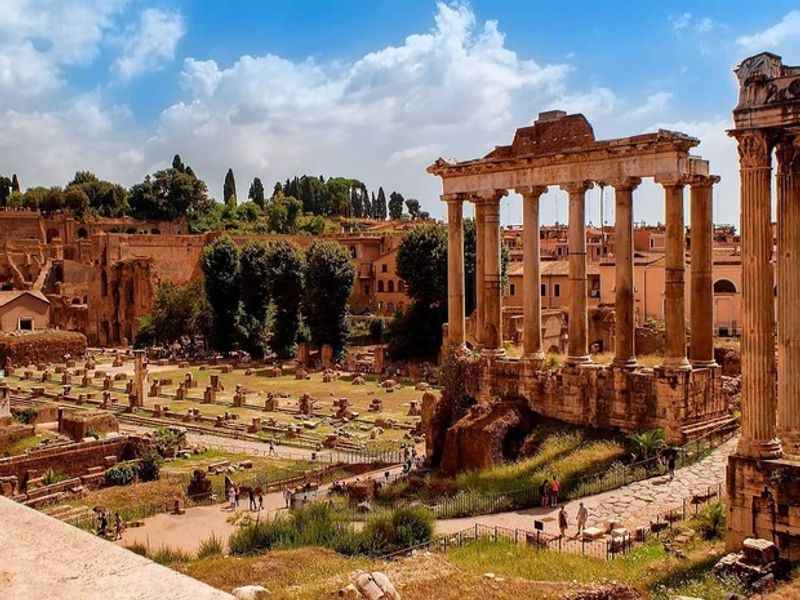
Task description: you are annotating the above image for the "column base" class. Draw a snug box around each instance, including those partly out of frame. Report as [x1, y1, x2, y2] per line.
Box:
[661, 356, 692, 371]
[736, 436, 783, 460]
[567, 354, 592, 365]
[690, 359, 718, 369]
[612, 357, 638, 369]
[481, 348, 505, 359]
[523, 352, 545, 369]
[778, 430, 800, 459]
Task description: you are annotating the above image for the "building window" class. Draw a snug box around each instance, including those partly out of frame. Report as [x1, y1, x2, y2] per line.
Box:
[378, 280, 384, 293]
[382, 264, 388, 273]
[510, 283, 516, 296]
[388, 280, 395, 293]
[349, 246, 357, 258]
[541, 283, 546, 297]
[554, 284, 561, 297]
[19, 318, 33, 331]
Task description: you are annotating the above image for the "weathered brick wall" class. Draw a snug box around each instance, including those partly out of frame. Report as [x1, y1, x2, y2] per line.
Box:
[0, 436, 143, 483]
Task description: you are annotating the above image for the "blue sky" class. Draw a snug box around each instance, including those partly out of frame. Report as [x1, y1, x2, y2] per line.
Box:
[2, 1, 800, 227]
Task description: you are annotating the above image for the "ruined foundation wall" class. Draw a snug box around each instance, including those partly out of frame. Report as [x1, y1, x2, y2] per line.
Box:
[0, 330, 87, 366]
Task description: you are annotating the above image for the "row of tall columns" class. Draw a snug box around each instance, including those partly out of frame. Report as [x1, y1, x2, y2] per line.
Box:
[777, 135, 800, 457]
[444, 176, 717, 371]
[732, 129, 782, 460]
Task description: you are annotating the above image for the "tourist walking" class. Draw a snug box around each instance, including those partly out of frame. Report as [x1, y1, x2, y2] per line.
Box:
[558, 506, 568, 538]
[666, 449, 677, 480]
[576, 502, 588, 535]
[550, 478, 561, 506]
[98, 511, 108, 538]
[257, 488, 264, 511]
[114, 512, 124, 541]
[540, 479, 550, 508]
[283, 486, 291, 508]
[268, 440, 276, 456]
[228, 485, 236, 510]
[248, 488, 256, 511]
[234, 484, 241, 508]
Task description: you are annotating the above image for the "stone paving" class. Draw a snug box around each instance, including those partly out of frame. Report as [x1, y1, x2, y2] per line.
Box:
[436, 435, 737, 536]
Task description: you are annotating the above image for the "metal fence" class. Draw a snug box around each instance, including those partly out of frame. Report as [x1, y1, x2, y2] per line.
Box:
[428, 421, 737, 520]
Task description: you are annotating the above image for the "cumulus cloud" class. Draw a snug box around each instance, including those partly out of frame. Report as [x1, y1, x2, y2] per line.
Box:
[0, 0, 127, 99]
[737, 10, 800, 53]
[114, 8, 185, 80]
[669, 12, 716, 34]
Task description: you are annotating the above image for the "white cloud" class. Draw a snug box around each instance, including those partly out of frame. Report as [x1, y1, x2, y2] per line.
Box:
[0, 0, 127, 99]
[547, 87, 616, 119]
[628, 92, 672, 120]
[737, 10, 800, 52]
[669, 12, 716, 34]
[114, 8, 185, 81]
[670, 13, 692, 31]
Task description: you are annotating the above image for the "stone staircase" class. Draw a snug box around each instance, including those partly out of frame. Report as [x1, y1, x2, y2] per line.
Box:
[43, 503, 94, 526]
[681, 414, 739, 441]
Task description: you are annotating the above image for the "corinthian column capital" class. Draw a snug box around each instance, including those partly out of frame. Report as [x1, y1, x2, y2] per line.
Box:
[654, 174, 691, 188]
[560, 180, 593, 195]
[473, 189, 508, 205]
[441, 193, 467, 205]
[606, 177, 642, 192]
[688, 174, 721, 188]
[776, 134, 800, 176]
[731, 129, 774, 170]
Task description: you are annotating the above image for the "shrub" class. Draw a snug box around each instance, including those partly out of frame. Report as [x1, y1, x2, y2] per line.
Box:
[42, 468, 68, 486]
[151, 545, 193, 565]
[154, 427, 184, 457]
[390, 505, 433, 549]
[369, 318, 385, 343]
[14, 407, 37, 424]
[627, 429, 666, 461]
[105, 462, 138, 486]
[125, 542, 150, 558]
[197, 533, 224, 559]
[138, 450, 162, 482]
[695, 501, 726, 540]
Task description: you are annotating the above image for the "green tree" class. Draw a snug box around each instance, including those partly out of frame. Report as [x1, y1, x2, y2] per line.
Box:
[67, 171, 128, 217]
[396, 223, 448, 306]
[375, 187, 387, 220]
[129, 161, 214, 227]
[11, 174, 20, 193]
[248, 177, 266, 208]
[264, 241, 305, 357]
[0, 176, 11, 207]
[266, 193, 302, 233]
[388, 191, 404, 220]
[304, 240, 354, 357]
[224, 168, 237, 208]
[40, 186, 65, 215]
[238, 241, 273, 357]
[201, 236, 241, 352]
[135, 280, 207, 347]
[405, 198, 421, 219]
[63, 186, 89, 217]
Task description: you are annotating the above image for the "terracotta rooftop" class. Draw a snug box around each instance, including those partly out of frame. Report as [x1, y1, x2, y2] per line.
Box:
[0, 290, 49, 308]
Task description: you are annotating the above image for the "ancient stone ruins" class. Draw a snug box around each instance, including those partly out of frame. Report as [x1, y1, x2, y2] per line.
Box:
[428, 109, 730, 455]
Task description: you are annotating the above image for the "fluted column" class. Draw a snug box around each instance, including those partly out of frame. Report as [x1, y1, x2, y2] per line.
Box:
[776, 135, 800, 457]
[733, 129, 782, 459]
[657, 176, 691, 370]
[474, 199, 486, 346]
[609, 177, 641, 368]
[481, 190, 507, 352]
[520, 186, 548, 361]
[445, 195, 465, 346]
[689, 175, 719, 367]
[561, 181, 593, 364]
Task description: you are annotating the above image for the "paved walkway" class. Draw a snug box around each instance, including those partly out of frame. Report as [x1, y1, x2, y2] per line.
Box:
[435, 436, 737, 537]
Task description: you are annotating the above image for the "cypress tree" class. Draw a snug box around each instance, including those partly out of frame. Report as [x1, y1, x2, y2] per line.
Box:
[248, 177, 265, 208]
[376, 187, 387, 220]
[11, 174, 20, 193]
[223, 168, 237, 208]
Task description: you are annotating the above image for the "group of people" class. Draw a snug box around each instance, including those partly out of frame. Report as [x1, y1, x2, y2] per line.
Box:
[227, 483, 264, 512]
[95, 509, 124, 540]
[555, 501, 590, 538]
[538, 477, 561, 508]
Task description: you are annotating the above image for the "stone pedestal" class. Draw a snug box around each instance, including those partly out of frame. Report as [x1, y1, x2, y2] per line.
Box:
[727, 454, 800, 560]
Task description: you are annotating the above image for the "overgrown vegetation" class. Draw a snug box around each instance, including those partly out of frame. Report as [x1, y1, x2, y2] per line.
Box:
[228, 503, 432, 558]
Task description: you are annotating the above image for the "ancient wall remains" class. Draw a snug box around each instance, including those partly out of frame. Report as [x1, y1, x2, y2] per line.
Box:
[0, 330, 86, 366]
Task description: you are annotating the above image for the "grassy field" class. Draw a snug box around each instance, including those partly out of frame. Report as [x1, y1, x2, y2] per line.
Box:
[2, 430, 60, 457]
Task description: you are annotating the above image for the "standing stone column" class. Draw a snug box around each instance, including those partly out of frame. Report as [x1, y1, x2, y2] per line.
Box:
[776, 135, 800, 456]
[445, 194, 466, 347]
[561, 181, 593, 364]
[481, 190, 507, 352]
[610, 177, 641, 368]
[520, 186, 548, 361]
[474, 198, 486, 346]
[133, 349, 148, 408]
[658, 176, 691, 370]
[689, 175, 719, 367]
[733, 129, 782, 459]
